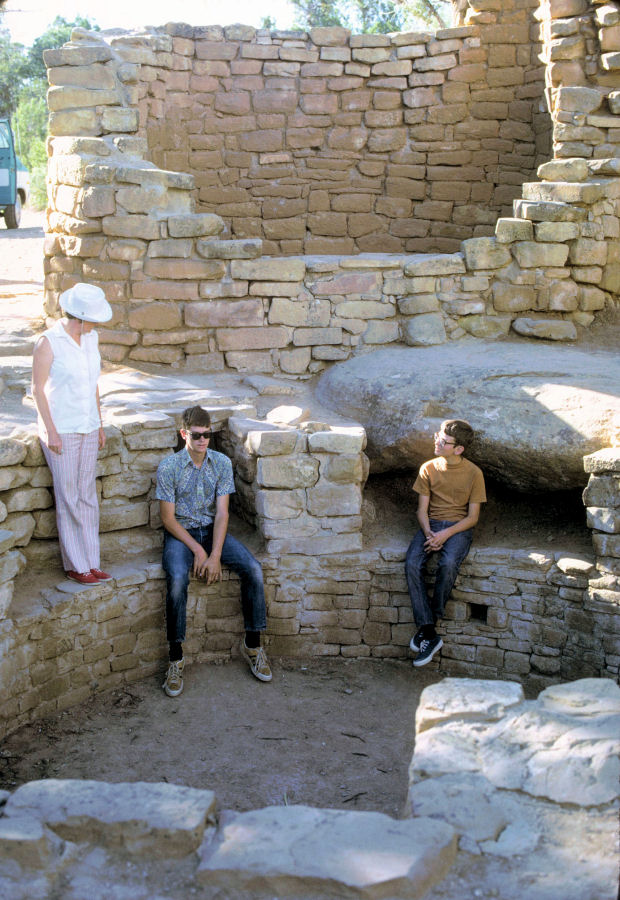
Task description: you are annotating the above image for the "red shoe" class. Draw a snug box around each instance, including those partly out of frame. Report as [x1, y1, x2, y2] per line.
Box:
[90, 568, 112, 581]
[66, 570, 100, 585]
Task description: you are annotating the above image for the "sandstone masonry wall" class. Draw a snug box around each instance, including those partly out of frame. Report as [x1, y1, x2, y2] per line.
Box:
[139, 11, 548, 256]
[1, 412, 618, 740]
[41, 0, 619, 371]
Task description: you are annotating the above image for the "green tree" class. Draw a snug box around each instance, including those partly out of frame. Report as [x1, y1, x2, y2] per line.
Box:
[12, 94, 47, 168]
[0, 28, 27, 118]
[292, 0, 348, 30]
[354, 0, 405, 33]
[400, 0, 449, 29]
[291, 0, 450, 31]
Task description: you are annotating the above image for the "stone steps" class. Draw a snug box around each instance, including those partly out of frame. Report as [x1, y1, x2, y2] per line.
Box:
[513, 198, 587, 222]
[521, 181, 607, 205]
[537, 157, 620, 181]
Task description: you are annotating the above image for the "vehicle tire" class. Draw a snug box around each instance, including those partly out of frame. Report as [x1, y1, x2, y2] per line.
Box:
[4, 194, 22, 229]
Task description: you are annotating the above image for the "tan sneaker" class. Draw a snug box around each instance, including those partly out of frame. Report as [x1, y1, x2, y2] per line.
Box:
[163, 658, 185, 697]
[241, 641, 272, 682]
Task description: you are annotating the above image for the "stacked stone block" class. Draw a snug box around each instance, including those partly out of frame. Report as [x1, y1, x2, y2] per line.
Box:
[582, 447, 620, 679]
[537, 0, 620, 160]
[43, 216, 619, 373]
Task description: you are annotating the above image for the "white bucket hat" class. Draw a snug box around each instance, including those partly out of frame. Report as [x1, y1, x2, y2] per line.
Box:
[59, 283, 112, 323]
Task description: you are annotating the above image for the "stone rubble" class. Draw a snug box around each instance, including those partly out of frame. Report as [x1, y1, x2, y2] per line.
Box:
[0, 677, 616, 899]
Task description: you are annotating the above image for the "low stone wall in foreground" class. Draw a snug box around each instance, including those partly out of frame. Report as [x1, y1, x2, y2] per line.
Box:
[0, 677, 617, 899]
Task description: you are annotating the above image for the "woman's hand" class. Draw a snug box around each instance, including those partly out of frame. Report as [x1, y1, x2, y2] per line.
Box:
[46, 427, 63, 455]
[98, 426, 106, 450]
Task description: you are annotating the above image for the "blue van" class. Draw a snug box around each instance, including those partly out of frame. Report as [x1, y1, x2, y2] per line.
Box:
[0, 118, 30, 229]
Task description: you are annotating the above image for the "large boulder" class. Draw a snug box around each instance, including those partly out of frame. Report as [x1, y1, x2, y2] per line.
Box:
[316, 342, 620, 491]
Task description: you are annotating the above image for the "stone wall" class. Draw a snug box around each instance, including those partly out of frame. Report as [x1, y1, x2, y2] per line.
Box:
[44, 170, 619, 373]
[139, 8, 548, 256]
[1, 678, 617, 899]
[1, 406, 618, 739]
[41, 0, 619, 371]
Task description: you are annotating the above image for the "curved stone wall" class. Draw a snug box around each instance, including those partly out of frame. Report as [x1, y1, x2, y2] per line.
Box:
[1, 391, 618, 741]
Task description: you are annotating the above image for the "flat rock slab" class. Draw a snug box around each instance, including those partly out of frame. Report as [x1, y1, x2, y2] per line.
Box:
[4, 779, 217, 857]
[408, 677, 620, 900]
[411, 678, 620, 808]
[197, 804, 456, 898]
[316, 342, 620, 490]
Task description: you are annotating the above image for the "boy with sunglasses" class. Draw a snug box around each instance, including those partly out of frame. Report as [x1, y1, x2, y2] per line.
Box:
[156, 405, 271, 696]
[405, 419, 486, 667]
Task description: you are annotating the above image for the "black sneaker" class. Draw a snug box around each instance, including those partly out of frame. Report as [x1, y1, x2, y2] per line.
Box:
[409, 628, 426, 653]
[413, 636, 443, 667]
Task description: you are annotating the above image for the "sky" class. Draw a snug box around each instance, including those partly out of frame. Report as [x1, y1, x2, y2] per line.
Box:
[2, 0, 298, 47]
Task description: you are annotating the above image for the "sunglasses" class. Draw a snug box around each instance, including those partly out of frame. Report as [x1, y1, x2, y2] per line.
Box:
[188, 430, 212, 441]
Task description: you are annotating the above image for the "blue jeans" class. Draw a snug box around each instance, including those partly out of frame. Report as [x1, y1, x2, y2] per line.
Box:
[162, 526, 267, 643]
[405, 520, 473, 627]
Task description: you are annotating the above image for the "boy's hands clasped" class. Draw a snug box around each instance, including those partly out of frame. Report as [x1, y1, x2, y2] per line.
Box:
[424, 529, 450, 551]
[193, 547, 222, 584]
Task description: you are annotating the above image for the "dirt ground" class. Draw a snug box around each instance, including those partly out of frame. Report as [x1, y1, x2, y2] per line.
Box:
[0, 658, 440, 817]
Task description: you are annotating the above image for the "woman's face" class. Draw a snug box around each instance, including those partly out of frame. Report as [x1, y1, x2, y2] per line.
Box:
[80, 320, 97, 333]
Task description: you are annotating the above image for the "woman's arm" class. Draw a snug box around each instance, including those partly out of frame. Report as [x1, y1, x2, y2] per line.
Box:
[96, 385, 106, 450]
[32, 337, 62, 454]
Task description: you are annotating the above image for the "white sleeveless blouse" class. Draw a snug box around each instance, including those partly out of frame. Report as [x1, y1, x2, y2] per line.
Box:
[38, 320, 101, 435]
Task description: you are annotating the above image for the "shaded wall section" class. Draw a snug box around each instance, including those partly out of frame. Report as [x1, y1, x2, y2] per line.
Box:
[139, 6, 549, 254]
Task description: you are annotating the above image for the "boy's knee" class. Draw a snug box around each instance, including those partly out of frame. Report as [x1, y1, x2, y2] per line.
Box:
[405, 545, 425, 570]
[165, 571, 189, 598]
[437, 558, 461, 579]
[245, 558, 263, 583]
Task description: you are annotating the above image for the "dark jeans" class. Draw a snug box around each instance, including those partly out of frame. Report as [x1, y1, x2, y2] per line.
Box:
[405, 520, 473, 628]
[162, 526, 267, 643]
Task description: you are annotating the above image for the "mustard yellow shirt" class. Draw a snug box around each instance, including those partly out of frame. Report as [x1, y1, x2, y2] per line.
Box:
[413, 457, 486, 522]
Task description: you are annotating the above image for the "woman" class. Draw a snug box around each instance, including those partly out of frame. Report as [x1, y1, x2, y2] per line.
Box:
[32, 282, 113, 586]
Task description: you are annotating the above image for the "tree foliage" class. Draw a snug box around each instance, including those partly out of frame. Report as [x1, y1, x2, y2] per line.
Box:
[0, 28, 27, 118]
[291, 0, 450, 32]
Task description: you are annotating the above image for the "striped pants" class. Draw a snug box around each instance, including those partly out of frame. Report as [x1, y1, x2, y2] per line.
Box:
[42, 431, 100, 574]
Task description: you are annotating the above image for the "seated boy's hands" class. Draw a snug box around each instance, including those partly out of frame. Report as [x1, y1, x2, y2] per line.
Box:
[424, 530, 449, 551]
[193, 546, 208, 577]
[193, 547, 222, 584]
[203, 554, 222, 585]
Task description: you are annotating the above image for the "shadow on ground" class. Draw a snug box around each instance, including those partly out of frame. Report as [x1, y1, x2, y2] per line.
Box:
[0, 658, 440, 818]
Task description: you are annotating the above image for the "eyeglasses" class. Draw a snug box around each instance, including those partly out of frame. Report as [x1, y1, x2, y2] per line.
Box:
[434, 432, 456, 447]
[189, 430, 212, 441]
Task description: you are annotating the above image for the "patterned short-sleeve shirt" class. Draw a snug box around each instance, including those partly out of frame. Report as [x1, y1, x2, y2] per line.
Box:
[155, 447, 236, 528]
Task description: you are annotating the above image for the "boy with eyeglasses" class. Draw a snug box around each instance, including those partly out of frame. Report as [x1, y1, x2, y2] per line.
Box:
[406, 419, 486, 667]
[156, 405, 272, 696]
